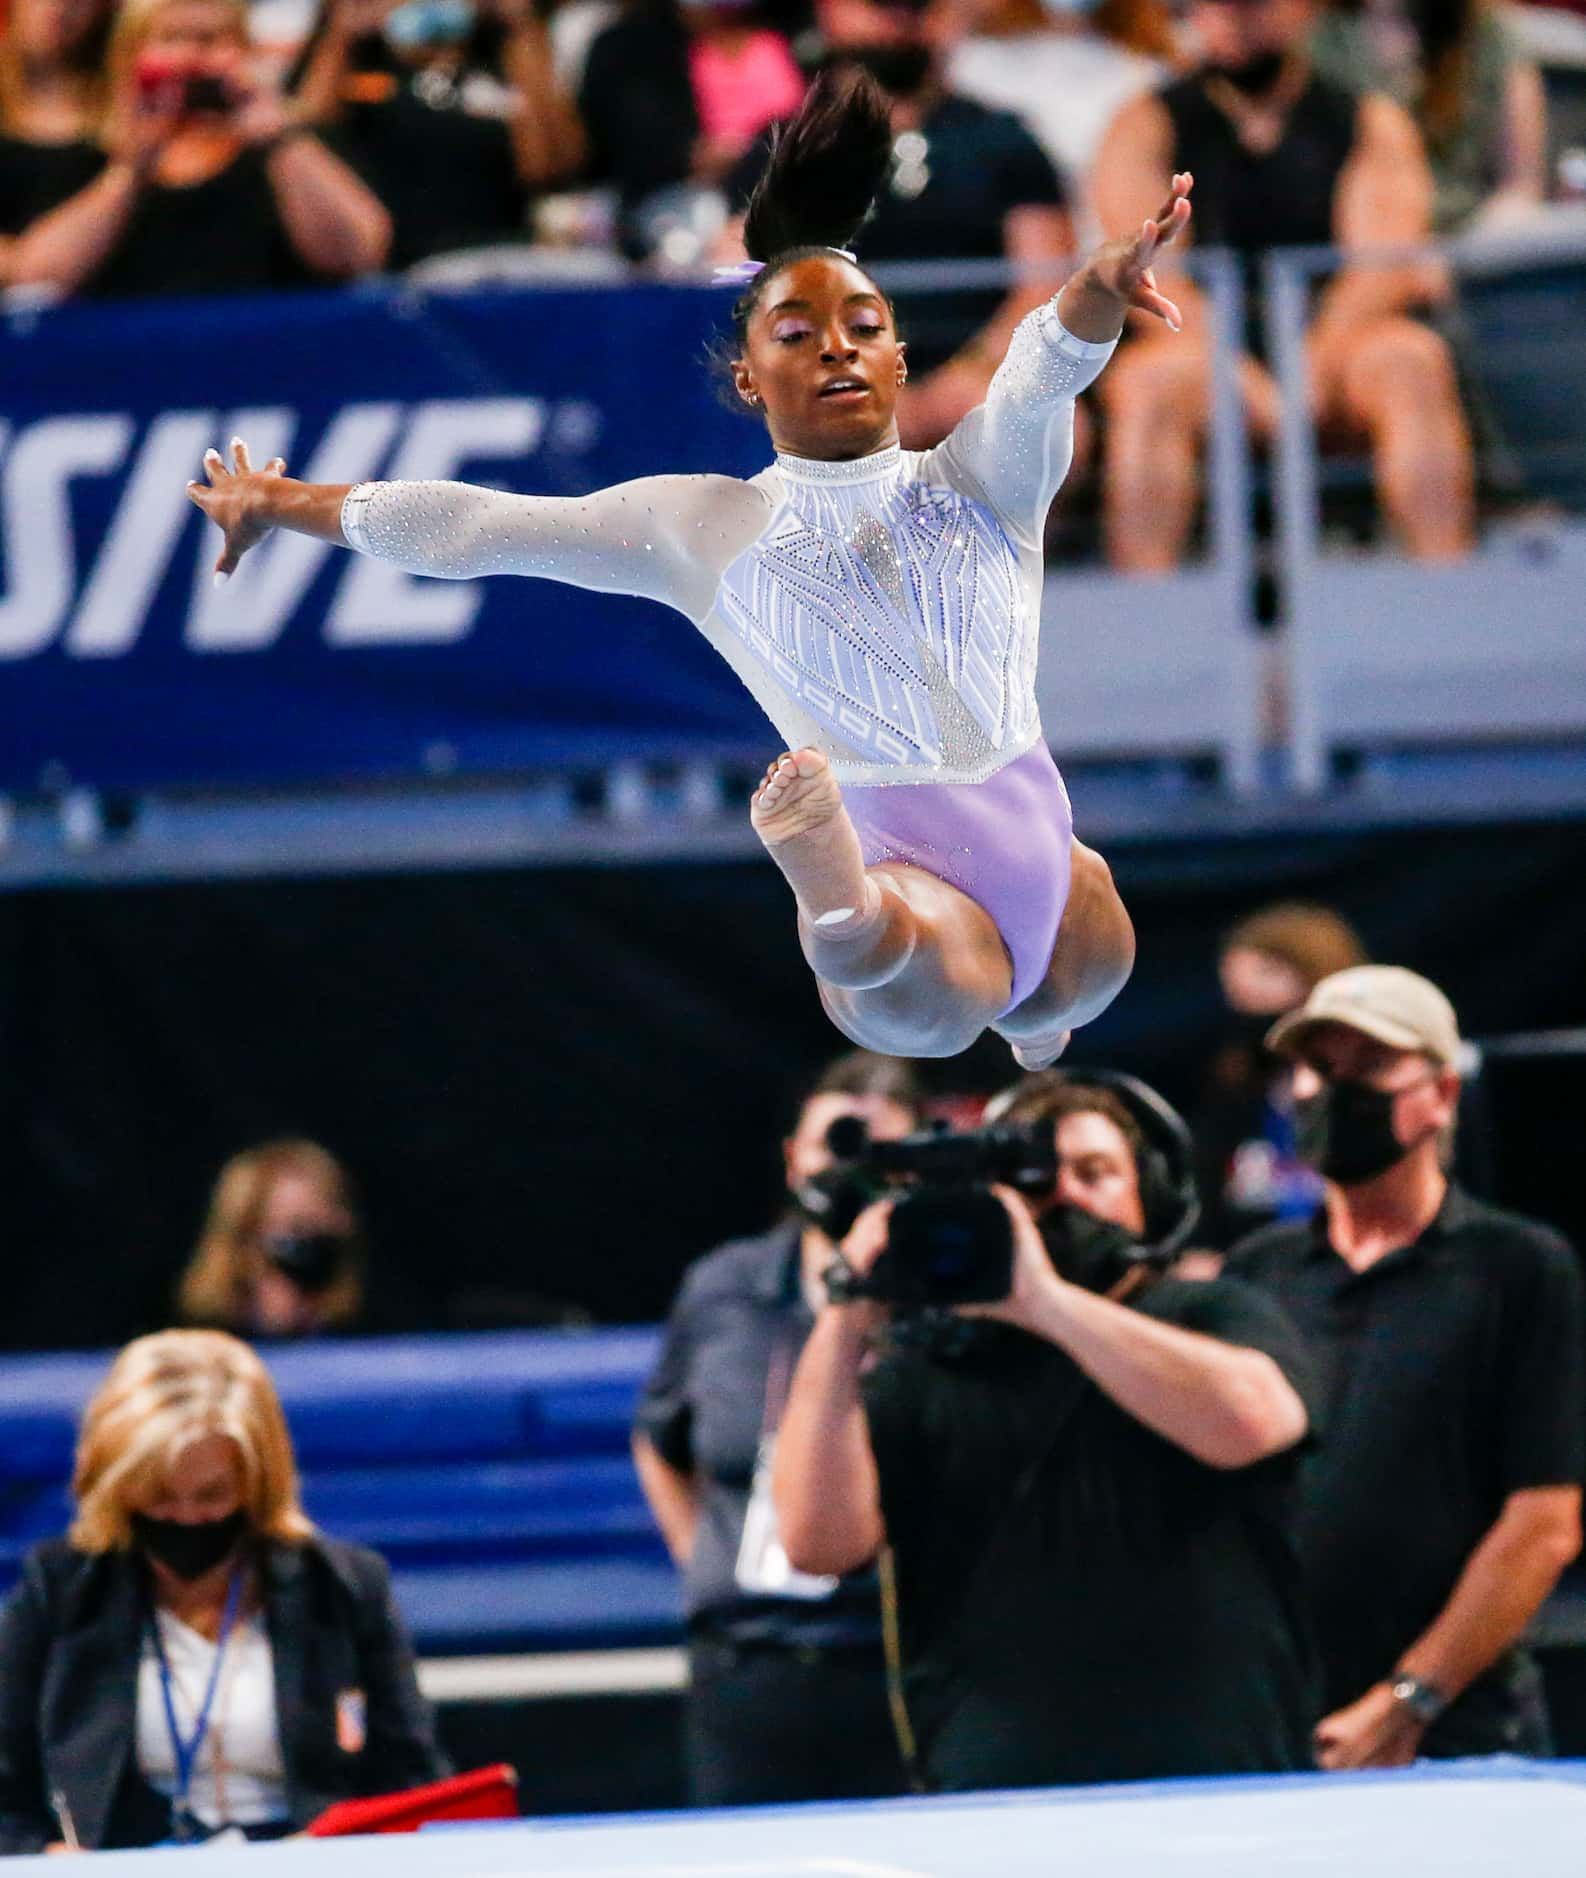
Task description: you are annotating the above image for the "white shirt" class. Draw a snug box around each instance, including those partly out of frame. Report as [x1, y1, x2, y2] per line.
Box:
[948, 33, 1165, 247]
[341, 301, 1115, 792]
[136, 1609, 289, 1830]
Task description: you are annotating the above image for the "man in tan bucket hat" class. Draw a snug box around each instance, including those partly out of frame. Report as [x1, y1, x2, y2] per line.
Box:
[1230, 965, 1585, 1771]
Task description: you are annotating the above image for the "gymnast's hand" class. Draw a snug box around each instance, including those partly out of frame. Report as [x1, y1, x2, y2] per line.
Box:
[187, 440, 351, 577]
[1058, 173, 1194, 341]
[186, 438, 287, 580]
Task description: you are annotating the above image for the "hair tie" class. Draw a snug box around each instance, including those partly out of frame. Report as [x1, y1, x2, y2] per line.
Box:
[711, 246, 859, 289]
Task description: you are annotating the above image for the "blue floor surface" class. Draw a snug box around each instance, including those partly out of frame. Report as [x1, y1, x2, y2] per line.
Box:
[20, 1764, 1586, 1876]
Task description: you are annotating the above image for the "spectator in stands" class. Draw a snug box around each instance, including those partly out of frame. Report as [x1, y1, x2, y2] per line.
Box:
[0, 1330, 444, 1852]
[177, 1139, 366, 1340]
[1094, 0, 1476, 570]
[948, 0, 1175, 246]
[633, 1051, 919, 1807]
[1194, 901, 1368, 1251]
[294, 0, 585, 269]
[721, 0, 1076, 447]
[1310, 0, 1547, 234]
[0, 0, 114, 277]
[772, 1071, 1321, 1792]
[579, 0, 805, 255]
[1231, 966, 1585, 1763]
[5, 0, 390, 299]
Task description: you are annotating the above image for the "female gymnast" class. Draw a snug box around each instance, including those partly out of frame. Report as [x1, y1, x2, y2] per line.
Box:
[188, 73, 1192, 1064]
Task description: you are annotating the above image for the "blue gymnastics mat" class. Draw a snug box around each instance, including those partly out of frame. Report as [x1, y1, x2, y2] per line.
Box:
[21, 1763, 1586, 1877]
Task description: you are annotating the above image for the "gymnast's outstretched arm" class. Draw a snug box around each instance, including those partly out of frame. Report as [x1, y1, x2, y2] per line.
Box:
[185, 441, 766, 622]
[930, 173, 1193, 549]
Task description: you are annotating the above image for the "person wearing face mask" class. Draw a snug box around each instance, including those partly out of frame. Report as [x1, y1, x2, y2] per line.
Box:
[177, 1139, 368, 1341]
[293, 0, 584, 268]
[1093, 0, 1476, 571]
[1193, 900, 1369, 1253]
[1228, 965, 1586, 1769]
[632, 1050, 920, 1806]
[769, 1068, 1322, 1793]
[0, 1331, 444, 1853]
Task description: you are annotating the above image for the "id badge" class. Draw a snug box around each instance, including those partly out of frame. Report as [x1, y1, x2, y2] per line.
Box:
[734, 1438, 839, 1600]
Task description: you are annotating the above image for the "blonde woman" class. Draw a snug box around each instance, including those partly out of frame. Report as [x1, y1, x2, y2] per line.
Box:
[0, 1331, 443, 1853]
[0, 0, 114, 278]
[6, 0, 390, 299]
[178, 1140, 366, 1340]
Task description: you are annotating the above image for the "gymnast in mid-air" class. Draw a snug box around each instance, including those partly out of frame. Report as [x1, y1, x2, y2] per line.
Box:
[189, 72, 1192, 1065]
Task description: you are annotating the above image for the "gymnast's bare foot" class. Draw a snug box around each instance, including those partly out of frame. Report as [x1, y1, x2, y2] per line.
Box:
[1006, 1027, 1071, 1072]
[751, 748, 877, 927]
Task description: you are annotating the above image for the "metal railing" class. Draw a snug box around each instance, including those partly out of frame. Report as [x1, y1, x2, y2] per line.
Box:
[1263, 224, 1586, 792]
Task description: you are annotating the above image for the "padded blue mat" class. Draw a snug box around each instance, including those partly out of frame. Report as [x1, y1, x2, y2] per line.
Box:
[13, 1763, 1586, 1876]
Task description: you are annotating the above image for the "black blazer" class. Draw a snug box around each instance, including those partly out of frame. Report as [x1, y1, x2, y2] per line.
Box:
[0, 1534, 447, 1854]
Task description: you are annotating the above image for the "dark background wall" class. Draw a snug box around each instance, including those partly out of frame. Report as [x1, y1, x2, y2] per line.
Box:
[3, 815, 1583, 1351]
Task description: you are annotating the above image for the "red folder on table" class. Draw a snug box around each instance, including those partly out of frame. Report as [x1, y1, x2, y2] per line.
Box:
[305, 1765, 519, 1837]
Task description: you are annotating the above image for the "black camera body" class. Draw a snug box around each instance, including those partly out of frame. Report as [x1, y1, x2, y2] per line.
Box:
[822, 1117, 1057, 1311]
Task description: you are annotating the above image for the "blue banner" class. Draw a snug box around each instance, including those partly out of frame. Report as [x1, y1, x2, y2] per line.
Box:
[0, 280, 777, 793]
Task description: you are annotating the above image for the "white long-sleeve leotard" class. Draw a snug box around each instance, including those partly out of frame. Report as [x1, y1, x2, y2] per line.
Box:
[340, 301, 1115, 790]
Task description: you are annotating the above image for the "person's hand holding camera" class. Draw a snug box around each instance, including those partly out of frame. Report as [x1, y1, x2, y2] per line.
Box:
[108, 62, 186, 179]
[828, 1199, 895, 1338]
[959, 1187, 1072, 1335]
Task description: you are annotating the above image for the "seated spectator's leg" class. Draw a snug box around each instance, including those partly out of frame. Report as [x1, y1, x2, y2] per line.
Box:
[1311, 317, 1475, 560]
[1099, 335, 1213, 572]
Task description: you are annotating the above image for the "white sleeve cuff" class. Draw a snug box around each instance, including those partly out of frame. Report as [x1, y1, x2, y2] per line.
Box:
[1037, 301, 1120, 361]
[340, 482, 381, 553]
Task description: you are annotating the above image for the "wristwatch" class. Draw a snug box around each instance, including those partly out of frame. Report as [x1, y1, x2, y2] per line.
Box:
[1389, 1672, 1449, 1726]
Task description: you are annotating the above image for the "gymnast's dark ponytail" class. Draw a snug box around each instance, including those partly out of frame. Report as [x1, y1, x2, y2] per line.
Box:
[740, 67, 895, 269]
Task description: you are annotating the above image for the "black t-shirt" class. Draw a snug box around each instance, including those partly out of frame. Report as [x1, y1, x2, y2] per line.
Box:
[0, 134, 107, 236]
[861, 1276, 1321, 1790]
[637, 1224, 883, 1649]
[1160, 69, 1358, 356]
[334, 74, 528, 271]
[729, 94, 1066, 374]
[579, 15, 697, 208]
[77, 146, 327, 300]
[1229, 1187, 1586, 1748]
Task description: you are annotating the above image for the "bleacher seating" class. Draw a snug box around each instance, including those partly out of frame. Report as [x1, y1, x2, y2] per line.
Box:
[0, 1331, 681, 1656]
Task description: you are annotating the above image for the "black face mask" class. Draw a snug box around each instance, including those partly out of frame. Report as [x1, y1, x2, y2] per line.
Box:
[1039, 1204, 1148, 1296]
[263, 1230, 353, 1293]
[1210, 50, 1287, 95]
[838, 43, 933, 98]
[132, 1510, 249, 1582]
[1293, 1079, 1408, 1185]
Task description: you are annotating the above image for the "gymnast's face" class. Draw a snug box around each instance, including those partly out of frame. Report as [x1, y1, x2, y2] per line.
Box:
[733, 254, 907, 461]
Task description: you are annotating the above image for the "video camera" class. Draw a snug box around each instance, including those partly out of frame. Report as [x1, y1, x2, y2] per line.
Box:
[809, 1071, 1202, 1312]
[815, 1116, 1056, 1311]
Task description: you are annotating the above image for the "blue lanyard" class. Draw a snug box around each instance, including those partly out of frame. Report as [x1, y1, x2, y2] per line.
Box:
[149, 1571, 245, 1820]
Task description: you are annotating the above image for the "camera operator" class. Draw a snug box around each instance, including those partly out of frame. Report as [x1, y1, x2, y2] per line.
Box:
[771, 1074, 1322, 1792]
[632, 1052, 920, 1808]
[1229, 966, 1585, 1767]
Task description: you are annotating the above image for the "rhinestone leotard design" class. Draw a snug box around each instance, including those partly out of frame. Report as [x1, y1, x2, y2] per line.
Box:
[338, 300, 1115, 1007]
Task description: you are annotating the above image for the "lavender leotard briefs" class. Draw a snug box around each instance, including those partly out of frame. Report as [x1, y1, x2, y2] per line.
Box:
[339, 300, 1116, 1015]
